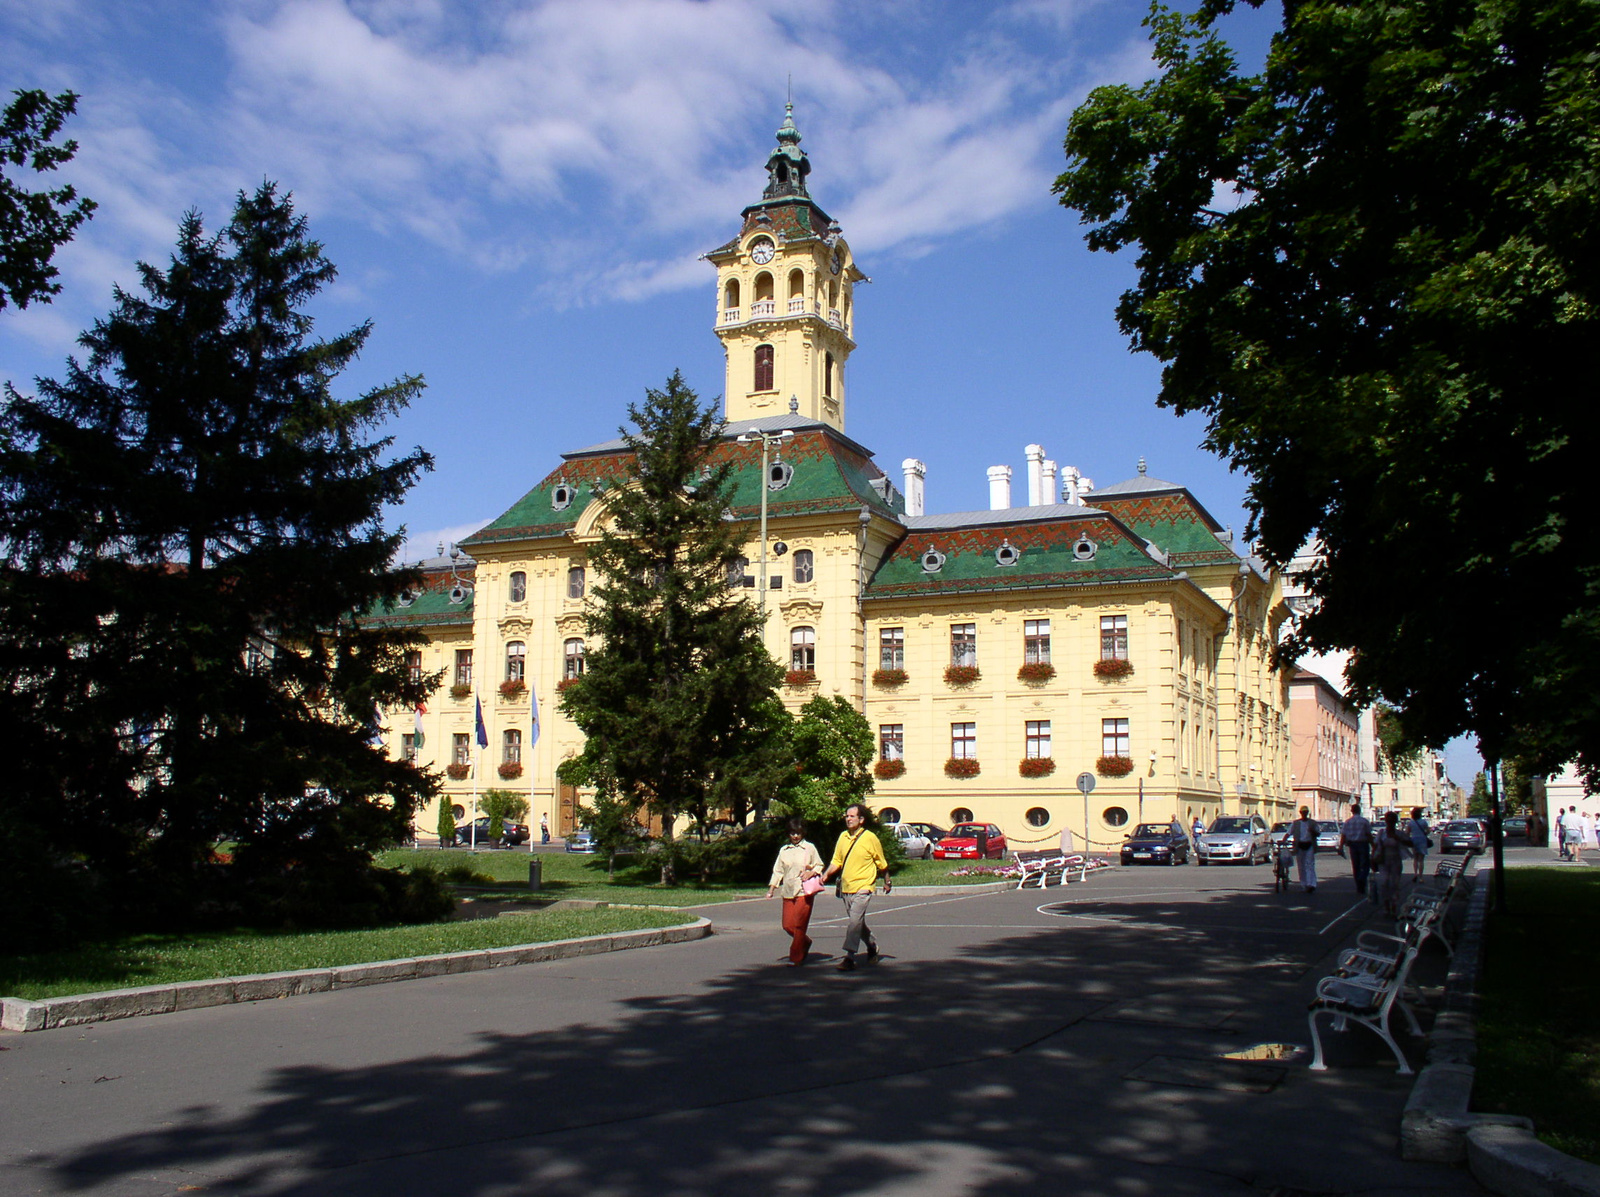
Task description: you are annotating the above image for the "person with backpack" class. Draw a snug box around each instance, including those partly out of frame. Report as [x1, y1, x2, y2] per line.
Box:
[1289, 805, 1320, 893]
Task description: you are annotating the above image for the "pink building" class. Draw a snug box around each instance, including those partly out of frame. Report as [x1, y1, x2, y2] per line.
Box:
[1289, 669, 1360, 821]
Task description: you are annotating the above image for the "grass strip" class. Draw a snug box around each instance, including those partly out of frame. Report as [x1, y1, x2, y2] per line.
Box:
[1, 908, 696, 1001]
[1473, 866, 1600, 1164]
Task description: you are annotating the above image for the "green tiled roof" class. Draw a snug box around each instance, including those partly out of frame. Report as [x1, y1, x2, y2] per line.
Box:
[865, 510, 1173, 599]
[1089, 485, 1241, 569]
[364, 572, 476, 628]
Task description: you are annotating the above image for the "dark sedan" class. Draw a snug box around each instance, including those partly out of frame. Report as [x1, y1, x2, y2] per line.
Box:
[452, 817, 528, 847]
[1439, 820, 1487, 853]
[1120, 823, 1190, 866]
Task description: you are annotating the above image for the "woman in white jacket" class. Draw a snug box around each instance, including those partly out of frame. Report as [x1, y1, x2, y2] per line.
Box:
[767, 818, 824, 966]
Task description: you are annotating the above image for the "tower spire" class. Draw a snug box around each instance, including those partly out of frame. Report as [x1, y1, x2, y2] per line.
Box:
[763, 100, 810, 200]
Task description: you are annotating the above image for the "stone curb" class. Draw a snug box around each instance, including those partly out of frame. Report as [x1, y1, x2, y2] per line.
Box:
[1468, 1124, 1600, 1197]
[0, 917, 711, 1034]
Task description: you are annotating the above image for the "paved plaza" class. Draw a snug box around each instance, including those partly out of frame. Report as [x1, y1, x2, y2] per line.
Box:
[0, 850, 1527, 1196]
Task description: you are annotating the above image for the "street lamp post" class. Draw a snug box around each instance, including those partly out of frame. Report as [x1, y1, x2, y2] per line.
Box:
[735, 423, 794, 617]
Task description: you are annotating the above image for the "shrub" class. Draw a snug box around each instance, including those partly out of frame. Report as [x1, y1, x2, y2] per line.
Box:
[872, 668, 908, 686]
[1017, 662, 1056, 683]
[1093, 657, 1133, 680]
[944, 757, 981, 779]
[785, 668, 817, 687]
[874, 758, 906, 780]
[945, 664, 981, 686]
[1096, 754, 1134, 777]
[1019, 756, 1056, 778]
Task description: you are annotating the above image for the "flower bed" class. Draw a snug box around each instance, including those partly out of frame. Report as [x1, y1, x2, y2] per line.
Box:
[872, 668, 909, 687]
[446, 762, 471, 780]
[1017, 662, 1056, 684]
[1019, 756, 1056, 778]
[1093, 657, 1133, 680]
[948, 863, 1021, 879]
[498, 679, 526, 699]
[1096, 754, 1134, 777]
[944, 664, 981, 686]
[449, 683, 472, 700]
[873, 758, 906, 780]
[944, 756, 981, 779]
[785, 668, 817, 687]
[497, 762, 524, 780]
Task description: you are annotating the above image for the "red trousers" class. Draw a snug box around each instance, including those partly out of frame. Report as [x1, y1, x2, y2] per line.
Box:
[781, 894, 816, 964]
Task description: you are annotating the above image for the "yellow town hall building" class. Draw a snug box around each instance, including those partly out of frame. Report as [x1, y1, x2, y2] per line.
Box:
[380, 108, 1294, 853]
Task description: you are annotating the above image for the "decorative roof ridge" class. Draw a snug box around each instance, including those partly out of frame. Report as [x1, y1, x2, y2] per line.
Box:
[900, 503, 1106, 532]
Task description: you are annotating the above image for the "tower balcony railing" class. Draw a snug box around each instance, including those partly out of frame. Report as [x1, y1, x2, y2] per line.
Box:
[827, 309, 842, 327]
[750, 299, 776, 317]
[721, 308, 740, 324]
[787, 297, 805, 314]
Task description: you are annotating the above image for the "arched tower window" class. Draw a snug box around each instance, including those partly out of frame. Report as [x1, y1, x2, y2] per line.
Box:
[754, 272, 774, 301]
[754, 344, 775, 392]
[824, 352, 834, 399]
[723, 279, 739, 312]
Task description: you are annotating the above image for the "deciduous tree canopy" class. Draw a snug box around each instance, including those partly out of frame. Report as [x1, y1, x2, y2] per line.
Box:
[0, 88, 95, 311]
[1056, 0, 1600, 774]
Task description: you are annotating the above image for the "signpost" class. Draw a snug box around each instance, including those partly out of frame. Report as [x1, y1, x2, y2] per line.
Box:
[1077, 772, 1096, 853]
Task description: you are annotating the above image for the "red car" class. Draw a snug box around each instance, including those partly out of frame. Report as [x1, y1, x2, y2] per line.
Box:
[932, 822, 1008, 860]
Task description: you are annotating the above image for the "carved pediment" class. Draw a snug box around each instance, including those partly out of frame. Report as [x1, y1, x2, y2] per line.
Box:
[555, 613, 586, 637]
[780, 598, 823, 622]
[499, 618, 533, 638]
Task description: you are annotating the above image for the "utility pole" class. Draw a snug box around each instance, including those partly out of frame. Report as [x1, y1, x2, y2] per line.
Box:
[735, 420, 794, 618]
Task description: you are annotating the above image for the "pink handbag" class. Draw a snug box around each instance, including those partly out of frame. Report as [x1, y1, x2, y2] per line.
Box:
[800, 875, 824, 897]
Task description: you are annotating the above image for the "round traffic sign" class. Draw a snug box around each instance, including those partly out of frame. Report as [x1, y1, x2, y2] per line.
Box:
[1075, 772, 1096, 794]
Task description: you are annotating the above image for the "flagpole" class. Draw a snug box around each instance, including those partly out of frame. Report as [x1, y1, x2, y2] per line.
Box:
[472, 694, 488, 849]
[528, 679, 541, 854]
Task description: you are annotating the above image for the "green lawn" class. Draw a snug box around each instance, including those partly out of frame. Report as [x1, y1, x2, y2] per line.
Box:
[1473, 867, 1600, 1164]
[0, 908, 697, 1001]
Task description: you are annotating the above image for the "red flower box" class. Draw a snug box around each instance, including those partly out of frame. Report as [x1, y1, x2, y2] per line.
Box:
[1017, 662, 1056, 684]
[785, 669, 818, 687]
[446, 762, 471, 780]
[944, 757, 981, 779]
[872, 668, 909, 686]
[499, 679, 526, 699]
[874, 758, 906, 780]
[1019, 757, 1056, 778]
[497, 762, 524, 779]
[1096, 755, 1134, 777]
[944, 665, 981, 686]
[449, 683, 472, 700]
[556, 677, 580, 692]
[1093, 657, 1133, 680]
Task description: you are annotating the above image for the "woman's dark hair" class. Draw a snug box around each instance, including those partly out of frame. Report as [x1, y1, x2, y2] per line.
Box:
[786, 817, 805, 836]
[1385, 811, 1400, 828]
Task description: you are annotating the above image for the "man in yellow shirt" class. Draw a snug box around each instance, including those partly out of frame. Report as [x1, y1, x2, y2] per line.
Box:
[820, 803, 891, 971]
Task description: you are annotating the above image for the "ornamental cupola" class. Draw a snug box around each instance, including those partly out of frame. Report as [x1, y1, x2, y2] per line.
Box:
[762, 103, 811, 200]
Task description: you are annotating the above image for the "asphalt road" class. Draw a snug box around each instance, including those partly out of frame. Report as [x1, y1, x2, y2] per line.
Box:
[0, 850, 1501, 1197]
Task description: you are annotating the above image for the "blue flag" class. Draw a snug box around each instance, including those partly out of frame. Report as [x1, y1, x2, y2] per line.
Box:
[529, 680, 540, 751]
[474, 696, 488, 749]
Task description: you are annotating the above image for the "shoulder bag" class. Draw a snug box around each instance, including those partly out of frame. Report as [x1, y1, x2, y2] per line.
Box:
[833, 832, 862, 899]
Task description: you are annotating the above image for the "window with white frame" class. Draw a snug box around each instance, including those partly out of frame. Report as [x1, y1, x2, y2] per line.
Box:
[563, 638, 586, 679]
[567, 566, 585, 599]
[950, 624, 977, 667]
[1102, 717, 1130, 758]
[453, 732, 471, 766]
[503, 728, 521, 765]
[505, 641, 525, 682]
[509, 571, 527, 603]
[1024, 619, 1051, 664]
[405, 650, 422, 686]
[1100, 614, 1128, 660]
[792, 549, 814, 584]
[951, 722, 977, 760]
[454, 649, 473, 688]
[879, 724, 903, 761]
[727, 556, 749, 587]
[1026, 720, 1051, 758]
[790, 626, 815, 671]
[880, 627, 904, 670]
[402, 733, 418, 762]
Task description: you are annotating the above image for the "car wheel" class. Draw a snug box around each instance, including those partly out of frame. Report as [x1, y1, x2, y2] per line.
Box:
[1197, 857, 1207, 866]
[923, 845, 932, 859]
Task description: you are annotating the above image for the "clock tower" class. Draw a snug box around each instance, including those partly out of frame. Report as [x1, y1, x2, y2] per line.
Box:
[705, 105, 864, 432]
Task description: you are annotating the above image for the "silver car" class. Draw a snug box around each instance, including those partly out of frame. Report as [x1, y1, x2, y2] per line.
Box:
[886, 823, 933, 859]
[1195, 815, 1271, 865]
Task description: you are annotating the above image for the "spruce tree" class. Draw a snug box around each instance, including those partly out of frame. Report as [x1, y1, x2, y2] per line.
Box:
[0, 182, 437, 931]
[558, 372, 785, 882]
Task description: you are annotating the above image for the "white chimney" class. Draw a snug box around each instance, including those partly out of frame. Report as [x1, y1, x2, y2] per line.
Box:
[1042, 460, 1058, 506]
[1080, 476, 1095, 500]
[901, 458, 926, 518]
[987, 464, 1012, 510]
[1025, 444, 1046, 506]
[1062, 466, 1082, 505]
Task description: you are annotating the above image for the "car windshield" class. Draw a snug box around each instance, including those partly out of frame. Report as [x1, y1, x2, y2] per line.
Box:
[948, 824, 985, 838]
[1319, 822, 1339, 833]
[1131, 824, 1169, 838]
[1210, 818, 1253, 834]
[1270, 823, 1288, 833]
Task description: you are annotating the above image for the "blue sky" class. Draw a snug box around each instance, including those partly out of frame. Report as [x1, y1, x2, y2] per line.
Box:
[0, 0, 1481, 781]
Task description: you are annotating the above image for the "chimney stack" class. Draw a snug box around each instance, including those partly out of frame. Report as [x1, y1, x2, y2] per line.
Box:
[987, 465, 1012, 510]
[1025, 444, 1046, 506]
[1062, 466, 1081, 505]
[901, 458, 926, 517]
[1042, 459, 1058, 506]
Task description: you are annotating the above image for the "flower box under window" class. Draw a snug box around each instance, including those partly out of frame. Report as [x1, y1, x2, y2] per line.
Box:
[450, 683, 472, 700]
[874, 758, 906, 780]
[1093, 657, 1133, 680]
[944, 665, 981, 687]
[446, 762, 471, 780]
[497, 761, 524, 780]
[944, 757, 981, 779]
[1096, 754, 1134, 777]
[872, 668, 909, 687]
[499, 679, 526, 699]
[1019, 756, 1056, 778]
[785, 669, 817, 687]
[556, 677, 580, 692]
[1017, 662, 1056, 684]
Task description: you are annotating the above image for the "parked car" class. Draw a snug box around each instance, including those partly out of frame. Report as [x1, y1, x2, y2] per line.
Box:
[885, 823, 933, 859]
[564, 829, 597, 853]
[1194, 815, 1271, 865]
[1502, 816, 1528, 838]
[1317, 821, 1342, 852]
[453, 817, 528, 847]
[933, 823, 1007, 860]
[899, 822, 948, 844]
[1439, 820, 1487, 853]
[1120, 822, 1190, 866]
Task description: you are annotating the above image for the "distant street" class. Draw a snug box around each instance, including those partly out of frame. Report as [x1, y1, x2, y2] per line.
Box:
[0, 850, 1530, 1196]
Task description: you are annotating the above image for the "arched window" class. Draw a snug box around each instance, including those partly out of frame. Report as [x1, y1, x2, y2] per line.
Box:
[754, 272, 774, 301]
[567, 566, 585, 599]
[792, 549, 814, 583]
[824, 352, 834, 399]
[950, 807, 974, 824]
[505, 641, 526, 682]
[509, 571, 526, 603]
[723, 279, 739, 311]
[790, 626, 815, 671]
[788, 269, 804, 297]
[754, 344, 774, 392]
[563, 638, 586, 679]
[503, 729, 522, 765]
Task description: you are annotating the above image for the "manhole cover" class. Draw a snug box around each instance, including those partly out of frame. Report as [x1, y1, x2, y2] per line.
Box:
[1124, 1054, 1286, 1093]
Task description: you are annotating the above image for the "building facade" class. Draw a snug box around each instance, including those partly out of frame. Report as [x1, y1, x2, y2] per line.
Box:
[377, 110, 1295, 852]
[1288, 669, 1360, 821]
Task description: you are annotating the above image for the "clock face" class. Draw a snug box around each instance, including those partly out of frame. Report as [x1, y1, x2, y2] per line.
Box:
[749, 238, 775, 264]
[829, 250, 842, 275]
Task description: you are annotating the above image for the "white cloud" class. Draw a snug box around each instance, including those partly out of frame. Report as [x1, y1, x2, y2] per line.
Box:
[397, 518, 491, 565]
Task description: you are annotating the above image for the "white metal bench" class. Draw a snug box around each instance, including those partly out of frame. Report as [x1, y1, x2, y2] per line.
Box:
[1013, 850, 1092, 889]
[1309, 939, 1424, 1075]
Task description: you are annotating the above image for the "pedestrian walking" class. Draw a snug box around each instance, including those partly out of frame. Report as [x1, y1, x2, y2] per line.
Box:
[1289, 805, 1319, 893]
[766, 817, 824, 966]
[540, 813, 550, 845]
[1192, 814, 1205, 844]
[1373, 810, 1411, 916]
[1562, 806, 1583, 861]
[820, 804, 890, 971]
[1556, 808, 1569, 859]
[1408, 807, 1431, 878]
[1338, 801, 1374, 895]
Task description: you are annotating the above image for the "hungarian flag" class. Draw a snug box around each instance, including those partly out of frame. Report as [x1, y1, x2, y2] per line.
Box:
[413, 702, 426, 750]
